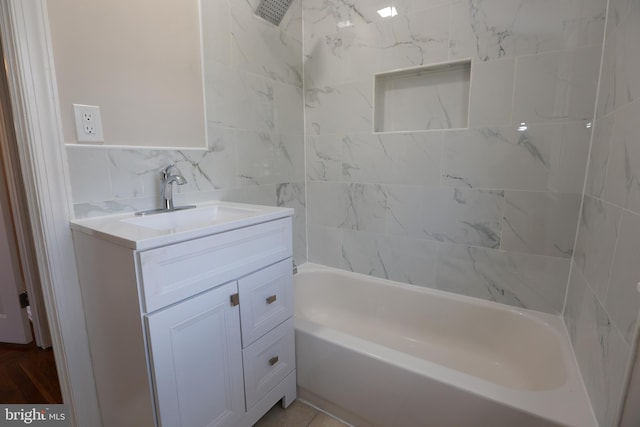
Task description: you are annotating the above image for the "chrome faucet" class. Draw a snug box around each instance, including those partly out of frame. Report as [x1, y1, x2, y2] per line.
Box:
[134, 165, 196, 216]
[161, 165, 186, 210]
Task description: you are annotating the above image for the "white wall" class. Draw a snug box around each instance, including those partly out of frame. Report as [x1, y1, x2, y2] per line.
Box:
[47, 0, 206, 148]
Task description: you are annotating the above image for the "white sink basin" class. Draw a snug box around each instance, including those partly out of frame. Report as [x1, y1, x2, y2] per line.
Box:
[69, 201, 294, 250]
[120, 205, 261, 231]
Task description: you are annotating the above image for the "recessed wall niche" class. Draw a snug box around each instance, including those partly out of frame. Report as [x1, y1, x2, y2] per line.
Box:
[374, 61, 471, 132]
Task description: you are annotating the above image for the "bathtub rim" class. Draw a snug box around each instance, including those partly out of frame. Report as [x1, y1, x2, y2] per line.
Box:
[294, 262, 598, 427]
[297, 262, 563, 330]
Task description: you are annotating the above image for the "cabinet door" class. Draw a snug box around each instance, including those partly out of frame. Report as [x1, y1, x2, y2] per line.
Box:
[146, 281, 244, 427]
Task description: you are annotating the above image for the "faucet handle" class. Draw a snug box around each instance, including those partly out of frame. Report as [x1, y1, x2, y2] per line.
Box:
[161, 164, 176, 180]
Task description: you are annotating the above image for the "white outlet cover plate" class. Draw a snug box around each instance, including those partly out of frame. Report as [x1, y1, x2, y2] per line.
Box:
[73, 104, 104, 143]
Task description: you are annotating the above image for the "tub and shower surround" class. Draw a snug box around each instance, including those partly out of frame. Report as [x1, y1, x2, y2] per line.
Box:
[304, 0, 606, 316]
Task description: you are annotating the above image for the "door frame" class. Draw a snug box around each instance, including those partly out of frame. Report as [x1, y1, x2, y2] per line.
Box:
[0, 19, 51, 349]
[0, 1, 100, 425]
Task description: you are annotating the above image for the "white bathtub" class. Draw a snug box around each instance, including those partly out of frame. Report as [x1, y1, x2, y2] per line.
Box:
[294, 263, 597, 427]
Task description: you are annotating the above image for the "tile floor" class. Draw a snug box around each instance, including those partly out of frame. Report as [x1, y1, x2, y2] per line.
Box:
[254, 400, 350, 427]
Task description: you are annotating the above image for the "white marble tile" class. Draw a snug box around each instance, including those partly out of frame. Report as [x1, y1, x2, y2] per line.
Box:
[73, 197, 157, 219]
[603, 99, 640, 214]
[201, 0, 231, 65]
[375, 4, 451, 71]
[236, 131, 304, 186]
[563, 263, 587, 345]
[304, 33, 347, 88]
[574, 196, 622, 301]
[107, 149, 177, 200]
[385, 184, 504, 244]
[305, 182, 387, 232]
[223, 183, 277, 206]
[420, 188, 504, 248]
[573, 0, 609, 47]
[231, 5, 302, 87]
[378, 234, 439, 287]
[342, 132, 442, 185]
[595, 0, 640, 116]
[306, 134, 343, 181]
[585, 116, 613, 198]
[442, 127, 551, 191]
[279, 0, 303, 41]
[175, 129, 237, 192]
[280, 133, 305, 182]
[392, 0, 453, 15]
[276, 182, 307, 264]
[307, 0, 449, 29]
[596, 29, 617, 119]
[307, 224, 343, 268]
[302, 0, 372, 40]
[307, 182, 347, 228]
[435, 243, 570, 313]
[605, 210, 640, 344]
[545, 121, 592, 194]
[443, 122, 591, 193]
[341, 24, 380, 84]
[567, 267, 631, 427]
[384, 184, 424, 237]
[384, 185, 422, 237]
[172, 189, 229, 207]
[305, 79, 373, 135]
[341, 230, 438, 287]
[274, 82, 304, 134]
[66, 147, 112, 204]
[343, 183, 388, 232]
[512, 47, 601, 124]
[205, 65, 276, 131]
[449, 0, 606, 62]
[468, 57, 515, 127]
[612, 0, 640, 111]
[501, 191, 580, 258]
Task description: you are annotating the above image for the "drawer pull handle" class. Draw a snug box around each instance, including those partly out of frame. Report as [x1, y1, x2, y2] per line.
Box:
[266, 295, 277, 304]
[269, 356, 279, 366]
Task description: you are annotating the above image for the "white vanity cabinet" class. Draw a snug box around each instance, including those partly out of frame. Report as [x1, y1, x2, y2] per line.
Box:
[71, 206, 296, 427]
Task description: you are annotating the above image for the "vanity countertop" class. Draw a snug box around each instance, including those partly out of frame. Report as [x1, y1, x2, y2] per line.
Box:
[70, 201, 294, 250]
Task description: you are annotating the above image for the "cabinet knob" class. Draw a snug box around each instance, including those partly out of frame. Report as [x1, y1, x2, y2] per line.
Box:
[266, 295, 277, 304]
[269, 356, 279, 366]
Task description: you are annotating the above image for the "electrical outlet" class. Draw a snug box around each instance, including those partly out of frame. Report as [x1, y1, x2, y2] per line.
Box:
[73, 104, 104, 143]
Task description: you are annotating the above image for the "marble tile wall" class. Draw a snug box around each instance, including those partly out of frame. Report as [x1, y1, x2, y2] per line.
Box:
[64, 0, 307, 264]
[304, 0, 606, 314]
[564, 0, 640, 424]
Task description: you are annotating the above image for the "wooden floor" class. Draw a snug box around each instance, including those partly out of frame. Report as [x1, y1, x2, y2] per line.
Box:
[0, 338, 62, 404]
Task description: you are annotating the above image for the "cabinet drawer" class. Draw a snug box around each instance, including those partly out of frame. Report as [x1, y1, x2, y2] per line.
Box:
[242, 318, 295, 410]
[239, 259, 293, 347]
[138, 218, 292, 312]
